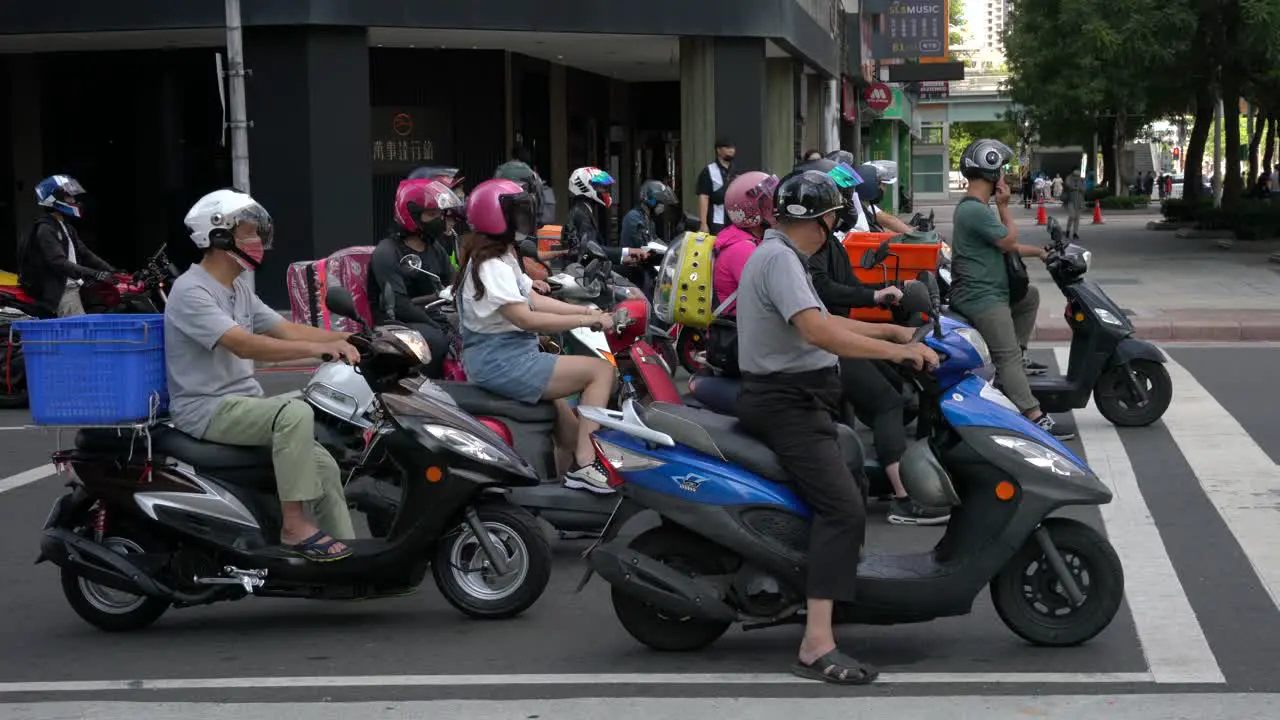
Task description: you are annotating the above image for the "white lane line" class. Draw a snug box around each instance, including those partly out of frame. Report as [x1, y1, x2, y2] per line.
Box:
[0, 672, 1155, 694]
[1055, 350, 1224, 684]
[0, 388, 304, 495]
[9, 695, 1278, 720]
[0, 463, 56, 494]
[1159, 356, 1280, 611]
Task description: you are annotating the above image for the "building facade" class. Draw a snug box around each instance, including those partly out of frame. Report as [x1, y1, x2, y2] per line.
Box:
[0, 0, 843, 307]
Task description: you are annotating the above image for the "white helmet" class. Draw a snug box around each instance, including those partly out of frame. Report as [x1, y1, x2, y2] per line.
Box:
[868, 160, 898, 185]
[184, 189, 273, 251]
[568, 166, 615, 208]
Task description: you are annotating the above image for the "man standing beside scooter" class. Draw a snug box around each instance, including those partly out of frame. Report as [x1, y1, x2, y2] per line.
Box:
[951, 139, 1072, 440]
[734, 170, 937, 684]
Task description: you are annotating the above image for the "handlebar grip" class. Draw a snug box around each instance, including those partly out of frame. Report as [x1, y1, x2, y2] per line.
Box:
[321, 353, 335, 362]
[589, 323, 604, 332]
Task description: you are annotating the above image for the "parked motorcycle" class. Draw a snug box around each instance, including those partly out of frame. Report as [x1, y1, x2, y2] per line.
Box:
[948, 217, 1172, 426]
[38, 287, 552, 631]
[575, 274, 1124, 651]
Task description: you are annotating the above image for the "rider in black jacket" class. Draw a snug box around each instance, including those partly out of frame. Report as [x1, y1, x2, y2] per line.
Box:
[18, 175, 117, 317]
[563, 166, 650, 267]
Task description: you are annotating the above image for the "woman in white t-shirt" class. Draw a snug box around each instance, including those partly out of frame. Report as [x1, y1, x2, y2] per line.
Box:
[454, 179, 618, 494]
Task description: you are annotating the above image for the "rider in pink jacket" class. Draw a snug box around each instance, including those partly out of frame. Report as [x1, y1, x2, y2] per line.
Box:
[712, 171, 780, 315]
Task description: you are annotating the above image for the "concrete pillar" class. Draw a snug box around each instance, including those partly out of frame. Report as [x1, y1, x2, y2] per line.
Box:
[549, 64, 568, 223]
[679, 38, 715, 210]
[244, 26, 372, 308]
[679, 38, 767, 206]
[8, 55, 42, 244]
[821, 78, 839, 154]
[764, 59, 796, 176]
[805, 75, 823, 155]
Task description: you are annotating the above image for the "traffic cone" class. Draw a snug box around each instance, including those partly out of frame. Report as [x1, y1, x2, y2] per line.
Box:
[1036, 203, 1047, 225]
[1092, 200, 1105, 224]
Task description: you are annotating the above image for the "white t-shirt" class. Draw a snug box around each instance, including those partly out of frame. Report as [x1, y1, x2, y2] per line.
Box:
[851, 198, 871, 232]
[459, 252, 534, 334]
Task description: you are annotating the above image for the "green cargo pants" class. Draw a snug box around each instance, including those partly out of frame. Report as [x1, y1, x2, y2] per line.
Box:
[203, 396, 355, 540]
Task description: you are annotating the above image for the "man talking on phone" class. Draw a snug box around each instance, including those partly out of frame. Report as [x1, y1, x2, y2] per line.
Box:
[950, 139, 1071, 440]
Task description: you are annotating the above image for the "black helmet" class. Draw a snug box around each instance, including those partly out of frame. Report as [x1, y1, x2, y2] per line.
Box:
[825, 149, 856, 166]
[639, 179, 676, 208]
[854, 163, 881, 203]
[795, 158, 837, 174]
[960, 139, 1013, 183]
[774, 170, 845, 222]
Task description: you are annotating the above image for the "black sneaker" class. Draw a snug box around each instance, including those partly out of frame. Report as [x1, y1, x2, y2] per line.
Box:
[887, 497, 951, 526]
[1035, 414, 1075, 441]
[1024, 356, 1049, 376]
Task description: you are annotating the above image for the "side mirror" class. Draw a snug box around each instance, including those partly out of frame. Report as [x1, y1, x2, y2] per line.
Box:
[916, 271, 943, 339]
[381, 282, 397, 324]
[859, 248, 879, 270]
[899, 281, 932, 316]
[584, 241, 610, 262]
[325, 287, 363, 325]
[861, 238, 892, 269]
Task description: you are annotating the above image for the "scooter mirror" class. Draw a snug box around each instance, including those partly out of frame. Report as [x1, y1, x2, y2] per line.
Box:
[584, 241, 610, 262]
[325, 287, 365, 327]
[381, 282, 397, 324]
[860, 248, 880, 270]
[899, 281, 932, 316]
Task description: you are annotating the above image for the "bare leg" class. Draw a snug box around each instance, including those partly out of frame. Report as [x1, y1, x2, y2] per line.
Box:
[798, 598, 837, 662]
[553, 399, 579, 475]
[542, 356, 616, 466]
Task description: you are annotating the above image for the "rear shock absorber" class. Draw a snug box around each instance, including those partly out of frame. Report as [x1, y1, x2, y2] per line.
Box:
[91, 501, 107, 542]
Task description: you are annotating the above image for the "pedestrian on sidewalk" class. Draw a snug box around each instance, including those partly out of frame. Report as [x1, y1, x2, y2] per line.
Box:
[1063, 169, 1085, 240]
[1051, 174, 1063, 200]
[696, 139, 737, 234]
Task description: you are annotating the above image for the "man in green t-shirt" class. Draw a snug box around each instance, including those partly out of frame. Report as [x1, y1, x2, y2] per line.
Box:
[951, 139, 1071, 440]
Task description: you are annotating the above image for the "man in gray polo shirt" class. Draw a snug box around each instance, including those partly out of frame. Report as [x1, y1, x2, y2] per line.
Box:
[735, 170, 937, 685]
[166, 189, 361, 562]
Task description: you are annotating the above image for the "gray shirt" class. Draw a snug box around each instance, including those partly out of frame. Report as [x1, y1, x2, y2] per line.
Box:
[164, 264, 284, 437]
[736, 229, 839, 375]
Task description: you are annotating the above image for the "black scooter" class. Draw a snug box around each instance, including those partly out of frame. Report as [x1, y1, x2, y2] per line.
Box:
[38, 288, 552, 631]
[947, 217, 1172, 426]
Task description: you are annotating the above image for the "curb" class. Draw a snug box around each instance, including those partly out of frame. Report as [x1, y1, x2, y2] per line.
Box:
[1033, 319, 1280, 342]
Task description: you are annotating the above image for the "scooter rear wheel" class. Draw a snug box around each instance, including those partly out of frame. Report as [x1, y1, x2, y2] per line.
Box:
[610, 526, 733, 651]
[1093, 359, 1172, 427]
[990, 518, 1124, 647]
[61, 530, 170, 632]
[432, 501, 552, 620]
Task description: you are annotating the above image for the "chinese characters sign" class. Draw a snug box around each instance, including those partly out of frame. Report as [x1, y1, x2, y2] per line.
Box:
[370, 107, 451, 172]
[874, 1, 947, 60]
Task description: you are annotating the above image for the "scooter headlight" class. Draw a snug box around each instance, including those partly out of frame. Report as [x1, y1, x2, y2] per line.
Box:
[953, 326, 992, 367]
[992, 435, 1087, 477]
[422, 423, 509, 464]
[390, 329, 431, 363]
[1094, 308, 1124, 326]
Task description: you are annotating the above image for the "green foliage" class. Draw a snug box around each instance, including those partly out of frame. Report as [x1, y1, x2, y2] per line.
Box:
[1160, 198, 1213, 223]
[1099, 195, 1151, 210]
[1161, 197, 1280, 239]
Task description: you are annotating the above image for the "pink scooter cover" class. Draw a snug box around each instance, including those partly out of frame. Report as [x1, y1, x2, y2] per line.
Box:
[287, 246, 375, 331]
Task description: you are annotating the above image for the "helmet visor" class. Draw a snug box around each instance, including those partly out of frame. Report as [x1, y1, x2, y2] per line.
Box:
[58, 178, 87, 197]
[499, 192, 537, 237]
[228, 203, 274, 249]
[827, 163, 864, 190]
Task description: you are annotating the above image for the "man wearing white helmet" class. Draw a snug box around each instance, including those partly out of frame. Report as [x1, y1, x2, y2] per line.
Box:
[165, 189, 360, 561]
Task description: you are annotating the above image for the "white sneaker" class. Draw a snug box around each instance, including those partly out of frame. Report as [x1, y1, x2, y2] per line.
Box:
[563, 460, 615, 495]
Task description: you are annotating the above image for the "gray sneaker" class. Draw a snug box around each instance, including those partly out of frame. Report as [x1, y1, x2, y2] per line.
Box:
[1035, 414, 1075, 441]
[887, 497, 951, 526]
[563, 459, 616, 495]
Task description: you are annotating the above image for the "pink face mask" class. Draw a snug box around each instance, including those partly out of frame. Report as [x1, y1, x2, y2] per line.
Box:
[231, 236, 266, 271]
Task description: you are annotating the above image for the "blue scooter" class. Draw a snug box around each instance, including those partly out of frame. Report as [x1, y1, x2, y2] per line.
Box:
[575, 275, 1124, 651]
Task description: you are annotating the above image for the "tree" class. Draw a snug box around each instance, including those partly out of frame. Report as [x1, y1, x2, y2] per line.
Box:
[949, 120, 1022, 170]
[1003, 0, 1196, 189]
[949, 0, 967, 48]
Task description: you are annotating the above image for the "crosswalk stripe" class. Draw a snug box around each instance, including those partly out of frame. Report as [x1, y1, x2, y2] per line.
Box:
[1055, 349, 1224, 684]
[1158, 356, 1280, 611]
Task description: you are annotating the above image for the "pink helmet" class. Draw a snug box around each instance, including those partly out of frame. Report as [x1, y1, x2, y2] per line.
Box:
[465, 178, 536, 238]
[393, 178, 462, 233]
[724, 171, 780, 229]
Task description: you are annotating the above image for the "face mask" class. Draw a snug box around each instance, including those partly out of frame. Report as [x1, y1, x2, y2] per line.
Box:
[720, 153, 735, 164]
[653, 204, 666, 216]
[231, 236, 266, 271]
[873, 187, 886, 205]
[421, 217, 448, 240]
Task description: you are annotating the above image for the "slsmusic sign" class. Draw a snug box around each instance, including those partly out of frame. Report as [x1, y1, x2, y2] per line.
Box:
[873, 0, 947, 59]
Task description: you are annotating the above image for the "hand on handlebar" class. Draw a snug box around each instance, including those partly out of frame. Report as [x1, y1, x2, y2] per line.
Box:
[582, 310, 613, 332]
[897, 343, 940, 371]
[532, 279, 552, 295]
[314, 340, 361, 365]
[874, 286, 903, 306]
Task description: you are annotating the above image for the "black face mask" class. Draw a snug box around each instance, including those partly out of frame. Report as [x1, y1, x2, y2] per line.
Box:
[421, 217, 448, 241]
[873, 187, 886, 205]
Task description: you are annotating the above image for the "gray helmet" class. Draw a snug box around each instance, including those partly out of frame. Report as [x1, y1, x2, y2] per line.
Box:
[825, 149, 856, 167]
[639, 179, 676, 208]
[960, 139, 1013, 183]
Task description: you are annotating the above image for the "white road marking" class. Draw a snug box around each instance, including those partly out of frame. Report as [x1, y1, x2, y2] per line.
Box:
[0, 388, 305, 495]
[0, 672, 1155, 694]
[1055, 349, 1224, 684]
[0, 463, 56, 494]
[1159, 356, 1280, 611]
[9, 696, 1279, 720]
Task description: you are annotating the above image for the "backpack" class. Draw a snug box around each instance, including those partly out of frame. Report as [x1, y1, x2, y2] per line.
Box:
[653, 231, 739, 329]
[957, 196, 1029, 303]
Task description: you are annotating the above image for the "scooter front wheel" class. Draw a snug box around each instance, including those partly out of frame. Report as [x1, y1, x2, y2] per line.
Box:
[1093, 359, 1172, 427]
[432, 501, 552, 619]
[990, 518, 1124, 647]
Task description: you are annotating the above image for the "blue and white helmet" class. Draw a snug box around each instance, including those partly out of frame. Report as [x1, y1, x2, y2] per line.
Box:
[35, 175, 87, 218]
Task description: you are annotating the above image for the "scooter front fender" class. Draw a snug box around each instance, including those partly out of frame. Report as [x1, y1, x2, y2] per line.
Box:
[627, 340, 682, 403]
[1113, 338, 1166, 366]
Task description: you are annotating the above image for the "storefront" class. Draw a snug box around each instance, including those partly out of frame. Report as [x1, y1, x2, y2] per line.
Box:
[866, 87, 917, 214]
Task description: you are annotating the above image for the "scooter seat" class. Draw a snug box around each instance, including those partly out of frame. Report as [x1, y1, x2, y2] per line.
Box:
[434, 381, 558, 423]
[687, 371, 740, 414]
[75, 427, 278, 489]
[644, 403, 863, 484]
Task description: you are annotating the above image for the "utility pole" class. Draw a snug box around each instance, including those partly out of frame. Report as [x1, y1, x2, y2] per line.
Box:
[1213, 95, 1223, 207]
[224, 0, 254, 290]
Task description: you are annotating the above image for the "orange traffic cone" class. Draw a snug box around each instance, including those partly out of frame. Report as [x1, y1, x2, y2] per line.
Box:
[1036, 203, 1047, 225]
[1092, 200, 1105, 224]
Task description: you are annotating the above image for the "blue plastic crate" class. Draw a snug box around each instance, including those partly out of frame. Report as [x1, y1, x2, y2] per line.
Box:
[13, 314, 168, 426]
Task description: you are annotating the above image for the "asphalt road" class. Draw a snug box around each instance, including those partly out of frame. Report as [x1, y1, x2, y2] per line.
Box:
[1, 347, 1279, 717]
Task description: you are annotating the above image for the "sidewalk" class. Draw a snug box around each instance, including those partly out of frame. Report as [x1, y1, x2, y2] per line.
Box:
[938, 205, 1280, 342]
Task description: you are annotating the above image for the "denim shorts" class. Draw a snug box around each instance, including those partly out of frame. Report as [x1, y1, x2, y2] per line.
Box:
[462, 330, 557, 405]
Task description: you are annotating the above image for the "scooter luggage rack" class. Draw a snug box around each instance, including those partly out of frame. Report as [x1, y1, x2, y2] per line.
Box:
[28, 391, 165, 465]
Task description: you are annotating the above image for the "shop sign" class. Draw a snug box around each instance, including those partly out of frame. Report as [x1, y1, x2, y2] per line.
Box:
[370, 107, 448, 171]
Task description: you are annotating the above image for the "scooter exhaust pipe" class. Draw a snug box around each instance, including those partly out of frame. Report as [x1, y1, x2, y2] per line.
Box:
[588, 542, 738, 623]
[40, 529, 217, 605]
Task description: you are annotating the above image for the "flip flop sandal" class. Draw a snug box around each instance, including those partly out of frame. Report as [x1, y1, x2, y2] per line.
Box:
[285, 530, 353, 562]
[791, 648, 880, 685]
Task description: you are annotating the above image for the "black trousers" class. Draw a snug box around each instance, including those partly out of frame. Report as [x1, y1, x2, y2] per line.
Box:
[736, 368, 867, 602]
[839, 357, 908, 467]
[408, 321, 450, 379]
